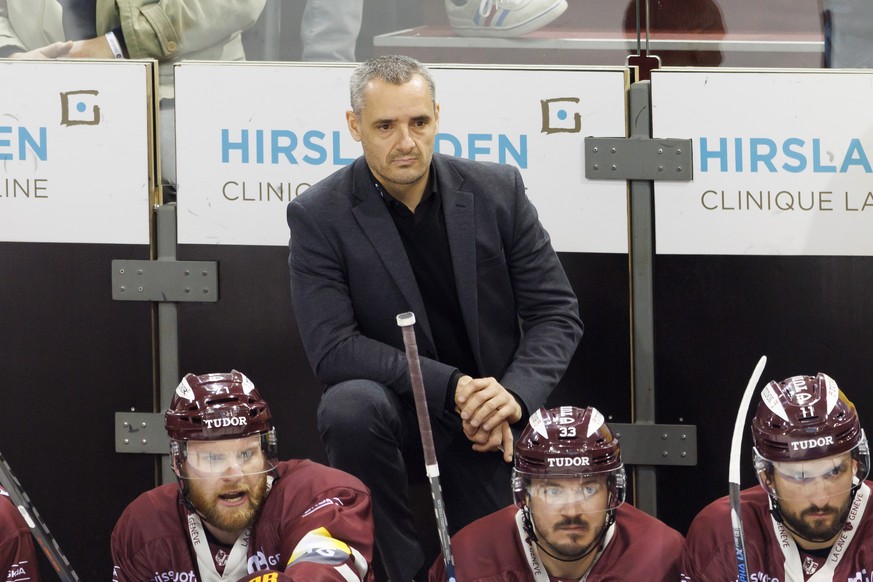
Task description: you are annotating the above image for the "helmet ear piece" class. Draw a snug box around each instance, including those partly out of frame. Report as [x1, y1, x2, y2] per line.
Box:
[264, 428, 279, 461]
[609, 466, 627, 509]
[853, 429, 870, 484]
[169, 440, 185, 476]
[511, 471, 529, 510]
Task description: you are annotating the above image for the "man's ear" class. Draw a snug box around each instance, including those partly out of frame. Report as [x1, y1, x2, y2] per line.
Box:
[346, 110, 362, 142]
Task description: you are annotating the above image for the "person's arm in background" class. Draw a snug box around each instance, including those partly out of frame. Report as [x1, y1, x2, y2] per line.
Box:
[0, 0, 26, 57]
[0, 0, 71, 58]
[101, 0, 267, 60]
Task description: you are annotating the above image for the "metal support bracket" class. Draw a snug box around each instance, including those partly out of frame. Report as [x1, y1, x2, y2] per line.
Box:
[111, 259, 219, 302]
[610, 423, 697, 466]
[115, 412, 169, 454]
[585, 136, 693, 181]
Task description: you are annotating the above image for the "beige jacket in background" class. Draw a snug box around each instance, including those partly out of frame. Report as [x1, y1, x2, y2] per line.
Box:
[0, 0, 266, 97]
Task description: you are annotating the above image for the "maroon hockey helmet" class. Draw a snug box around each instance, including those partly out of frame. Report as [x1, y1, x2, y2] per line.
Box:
[165, 370, 272, 441]
[515, 406, 622, 477]
[513, 406, 625, 512]
[752, 373, 865, 463]
[166, 371, 278, 480]
[752, 373, 869, 500]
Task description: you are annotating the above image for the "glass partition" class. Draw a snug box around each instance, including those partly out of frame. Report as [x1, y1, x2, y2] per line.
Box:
[3, 1, 864, 72]
[236, 0, 831, 69]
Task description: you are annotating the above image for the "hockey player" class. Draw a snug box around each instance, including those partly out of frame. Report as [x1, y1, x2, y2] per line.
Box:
[0, 484, 40, 582]
[681, 373, 873, 581]
[111, 370, 374, 582]
[429, 405, 684, 581]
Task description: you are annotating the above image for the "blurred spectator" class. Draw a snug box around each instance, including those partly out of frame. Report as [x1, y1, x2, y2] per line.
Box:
[0, 0, 267, 188]
[623, 0, 725, 66]
[301, 0, 363, 61]
[301, 0, 568, 63]
[445, 0, 567, 38]
[821, 0, 873, 68]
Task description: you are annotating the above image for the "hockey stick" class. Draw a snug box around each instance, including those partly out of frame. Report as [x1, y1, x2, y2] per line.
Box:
[0, 451, 80, 581]
[729, 355, 767, 582]
[396, 312, 457, 582]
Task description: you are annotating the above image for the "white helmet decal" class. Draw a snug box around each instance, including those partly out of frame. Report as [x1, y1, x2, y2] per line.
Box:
[175, 377, 195, 401]
[241, 373, 256, 395]
[824, 373, 839, 414]
[762, 383, 789, 422]
[529, 409, 548, 439]
[586, 408, 605, 438]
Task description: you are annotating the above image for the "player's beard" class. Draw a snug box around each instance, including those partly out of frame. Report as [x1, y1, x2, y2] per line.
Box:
[188, 474, 268, 534]
[778, 494, 852, 543]
[537, 514, 605, 561]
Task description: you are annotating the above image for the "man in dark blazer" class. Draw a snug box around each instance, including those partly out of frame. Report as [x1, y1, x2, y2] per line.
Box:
[287, 54, 582, 582]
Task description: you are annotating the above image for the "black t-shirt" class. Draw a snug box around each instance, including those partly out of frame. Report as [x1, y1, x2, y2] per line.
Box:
[375, 169, 480, 380]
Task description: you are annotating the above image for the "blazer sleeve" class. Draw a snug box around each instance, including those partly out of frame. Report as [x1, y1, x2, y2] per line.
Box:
[287, 196, 457, 408]
[494, 166, 583, 414]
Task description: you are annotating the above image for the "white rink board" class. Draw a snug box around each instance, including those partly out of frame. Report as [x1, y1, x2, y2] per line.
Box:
[174, 62, 629, 252]
[653, 68, 873, 256]
[0, 60, 152, 245]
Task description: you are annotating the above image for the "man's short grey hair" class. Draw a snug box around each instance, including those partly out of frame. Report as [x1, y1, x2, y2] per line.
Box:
[349, 55, 436, 115]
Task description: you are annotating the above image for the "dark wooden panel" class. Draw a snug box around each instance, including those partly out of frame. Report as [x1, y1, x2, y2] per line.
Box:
[0, 242, 156, 579]
[654, 254, 873, 534]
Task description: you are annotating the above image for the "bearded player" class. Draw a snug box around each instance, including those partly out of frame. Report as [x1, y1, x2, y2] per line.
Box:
[681, 373, 873, 581]
[111, 370, 374, 581]
[429, 405, 684, 581]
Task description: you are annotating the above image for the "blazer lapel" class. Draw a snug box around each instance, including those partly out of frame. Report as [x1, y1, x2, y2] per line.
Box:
[438, 157, 482, 364]
[350, 162, 434, 342]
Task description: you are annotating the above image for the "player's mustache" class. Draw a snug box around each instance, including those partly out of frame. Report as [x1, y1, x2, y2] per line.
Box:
[555, 516, 589, 529]
[800, 505, 837, 518]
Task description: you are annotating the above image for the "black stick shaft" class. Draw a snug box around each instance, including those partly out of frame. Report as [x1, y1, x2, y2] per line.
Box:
[0, 452, 80, 581]
[396, 312, 457, 581]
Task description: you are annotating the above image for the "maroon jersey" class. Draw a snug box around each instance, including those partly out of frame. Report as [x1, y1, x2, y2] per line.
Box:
[681, 482, 873, 582]
[429, 504, 684, 582]
[0, 486, 40, 582]
[111, 459, 374, 582]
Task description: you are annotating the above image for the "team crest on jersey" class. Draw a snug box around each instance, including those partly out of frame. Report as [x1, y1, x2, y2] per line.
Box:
[802, 555, 819, 575]
[215, 549, 228, 568]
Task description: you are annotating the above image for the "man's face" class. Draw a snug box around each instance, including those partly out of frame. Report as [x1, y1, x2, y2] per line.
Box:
[183, 436, 269, 535]
[528, 476, 610, 560]
[771, 453, 857, 544]
[346, 75, 439, 201]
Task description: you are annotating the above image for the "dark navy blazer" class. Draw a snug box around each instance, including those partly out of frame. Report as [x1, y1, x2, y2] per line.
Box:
[287, 153, 583, 415]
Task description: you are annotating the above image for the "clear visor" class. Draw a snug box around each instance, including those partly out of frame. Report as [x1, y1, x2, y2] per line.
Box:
[514, 467, 626, 513]
[172, 433, 277, 479]
[754, 437, 869, 501]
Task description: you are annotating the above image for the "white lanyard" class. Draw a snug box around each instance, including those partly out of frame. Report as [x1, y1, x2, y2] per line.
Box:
[187, 512, 251, 582]
[514, 509, 614, 582]
[769, 482, 869, 582]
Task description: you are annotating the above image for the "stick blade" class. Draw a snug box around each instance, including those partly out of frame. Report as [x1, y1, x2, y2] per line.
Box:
[729, 356, 767, 485]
